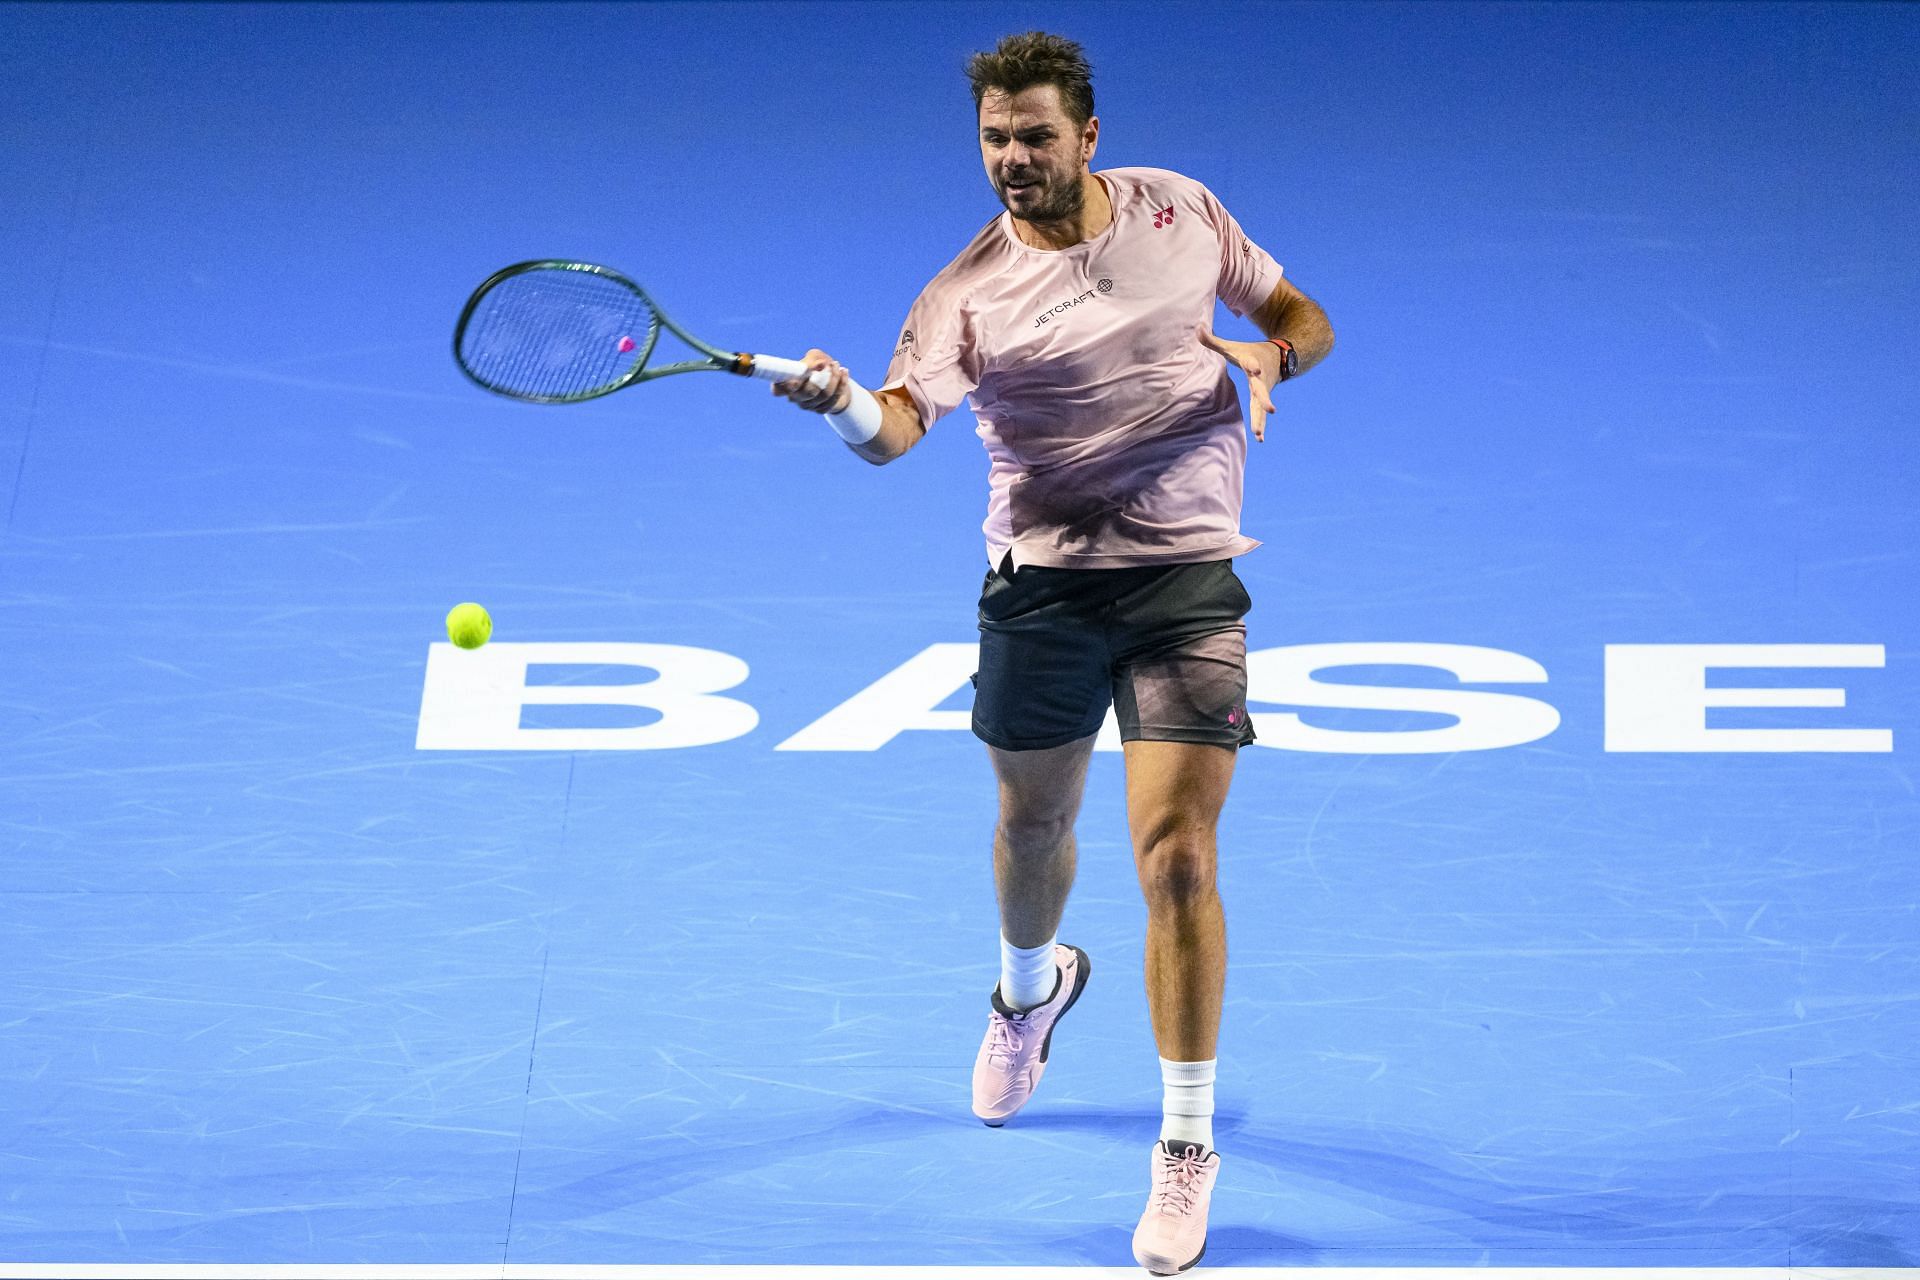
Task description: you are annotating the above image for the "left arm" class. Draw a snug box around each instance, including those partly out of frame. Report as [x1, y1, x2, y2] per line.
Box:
[1197, 276, 1335, 443]
[1250, 276, 1334, 377]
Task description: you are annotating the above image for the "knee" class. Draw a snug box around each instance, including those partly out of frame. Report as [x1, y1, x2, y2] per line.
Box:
[1137, 833, 1218, 910]
[998, 811, 1075, 857]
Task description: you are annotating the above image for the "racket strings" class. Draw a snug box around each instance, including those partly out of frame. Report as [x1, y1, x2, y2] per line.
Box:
[458, 268, 658, 401]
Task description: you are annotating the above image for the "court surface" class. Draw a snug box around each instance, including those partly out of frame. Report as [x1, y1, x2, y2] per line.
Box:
[2, 2, 1915, 1273]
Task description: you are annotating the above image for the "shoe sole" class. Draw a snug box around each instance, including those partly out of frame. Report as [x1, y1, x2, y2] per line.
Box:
[980, 944, 1092, 1127]
[1144, 1239, 1206, 1276]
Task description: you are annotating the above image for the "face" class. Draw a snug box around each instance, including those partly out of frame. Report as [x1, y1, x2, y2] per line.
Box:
[978, 84, 1098, 224]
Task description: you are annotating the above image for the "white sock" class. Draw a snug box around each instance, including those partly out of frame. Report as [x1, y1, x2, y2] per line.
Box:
[1159, 1057, 1216, 1148]
[999, 934, 1058, 1011]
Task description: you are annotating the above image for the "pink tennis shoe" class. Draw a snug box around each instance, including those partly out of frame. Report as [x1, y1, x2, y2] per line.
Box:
[1132, 1139, 1221, 1275]
[970, 942, 1091, 1126]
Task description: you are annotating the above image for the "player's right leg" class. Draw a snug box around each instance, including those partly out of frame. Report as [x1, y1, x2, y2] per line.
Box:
[972, 733, 1098, 1125]
[968, 556, 1109, 1125]
[990, 734, 1095, 953]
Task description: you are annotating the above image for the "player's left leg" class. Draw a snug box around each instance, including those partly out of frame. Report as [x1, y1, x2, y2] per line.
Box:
[1106, 559, 1254, 1275]
[1124, 737, 1234, 1275]
[1126, 738, 1233, 1066]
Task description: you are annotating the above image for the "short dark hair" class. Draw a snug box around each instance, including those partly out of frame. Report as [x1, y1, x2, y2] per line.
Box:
[966, 31, 1095, 130]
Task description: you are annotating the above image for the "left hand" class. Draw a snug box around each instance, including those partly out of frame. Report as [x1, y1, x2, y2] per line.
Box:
[1196, 324, 1278, 443]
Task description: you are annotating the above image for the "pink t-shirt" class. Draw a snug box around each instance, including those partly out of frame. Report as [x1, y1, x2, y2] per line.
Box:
[882, 166, 1284, 569]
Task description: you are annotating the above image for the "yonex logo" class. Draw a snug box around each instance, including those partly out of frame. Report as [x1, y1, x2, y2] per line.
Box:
[1152, 205, 1176, 228]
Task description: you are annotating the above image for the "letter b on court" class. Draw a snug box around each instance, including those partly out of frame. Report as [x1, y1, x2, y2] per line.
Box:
[416, 642, 758, 750]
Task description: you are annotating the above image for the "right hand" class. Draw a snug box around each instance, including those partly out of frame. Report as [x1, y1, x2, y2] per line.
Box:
[771, 349, 852, 415]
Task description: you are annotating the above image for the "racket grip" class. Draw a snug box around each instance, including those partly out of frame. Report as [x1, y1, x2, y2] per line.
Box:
[750, 353, 883, 444]
[744, 354, 815, 383]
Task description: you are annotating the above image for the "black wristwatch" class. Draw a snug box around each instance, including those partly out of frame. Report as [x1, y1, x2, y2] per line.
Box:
[1267, 337, 1297, 381]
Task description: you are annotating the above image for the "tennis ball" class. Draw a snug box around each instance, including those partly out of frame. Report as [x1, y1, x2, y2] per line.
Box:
[445, 602, 492, 649]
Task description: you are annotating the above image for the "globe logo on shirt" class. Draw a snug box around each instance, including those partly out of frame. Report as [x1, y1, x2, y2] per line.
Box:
[1097, 278, 1112, 293]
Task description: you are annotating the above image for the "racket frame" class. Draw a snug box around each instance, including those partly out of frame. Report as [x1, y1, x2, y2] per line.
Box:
[453, 259, 777, 404]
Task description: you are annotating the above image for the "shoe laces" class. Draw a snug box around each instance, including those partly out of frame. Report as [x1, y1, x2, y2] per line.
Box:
[1152, 1146, 1208, 1216]
[985, 1010, 1029, 1066]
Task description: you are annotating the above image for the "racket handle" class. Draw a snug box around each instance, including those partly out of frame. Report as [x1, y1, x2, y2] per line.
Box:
[743, 353, 816, 384]
[748, 353, 883, 445]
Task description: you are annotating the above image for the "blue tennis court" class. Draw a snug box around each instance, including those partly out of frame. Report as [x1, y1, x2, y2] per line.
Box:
[2, 1, 1915, 1273]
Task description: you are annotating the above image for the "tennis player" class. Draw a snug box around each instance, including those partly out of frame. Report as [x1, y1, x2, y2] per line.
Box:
[774, 31, 1332, 1275]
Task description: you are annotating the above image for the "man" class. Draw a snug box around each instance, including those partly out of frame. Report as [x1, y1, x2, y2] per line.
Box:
[774, 30, 1333, 1276]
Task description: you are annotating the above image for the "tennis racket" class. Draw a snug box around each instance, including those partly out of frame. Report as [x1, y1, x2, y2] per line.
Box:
[452, 259, 881, 439]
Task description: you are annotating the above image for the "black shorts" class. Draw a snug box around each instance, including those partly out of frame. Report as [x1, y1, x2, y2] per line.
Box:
[971, 556, 1256, 752]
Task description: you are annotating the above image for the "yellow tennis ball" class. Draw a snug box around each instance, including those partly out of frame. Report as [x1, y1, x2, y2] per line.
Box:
[445, 602, 492, 649]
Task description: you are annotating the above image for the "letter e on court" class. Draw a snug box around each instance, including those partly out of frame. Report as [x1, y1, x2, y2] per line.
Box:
[1604, 644, 1892, 752]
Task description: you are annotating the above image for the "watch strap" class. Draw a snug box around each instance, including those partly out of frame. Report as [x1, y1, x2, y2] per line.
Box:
[1267, 337, 1297, 381]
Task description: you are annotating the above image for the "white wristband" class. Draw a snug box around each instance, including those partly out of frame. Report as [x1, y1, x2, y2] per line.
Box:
[743, 353, 883, 445]
[824, 379, 883, 445]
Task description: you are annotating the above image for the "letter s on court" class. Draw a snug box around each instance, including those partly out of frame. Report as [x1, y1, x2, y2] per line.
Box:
[1245, 643, 1560, 754]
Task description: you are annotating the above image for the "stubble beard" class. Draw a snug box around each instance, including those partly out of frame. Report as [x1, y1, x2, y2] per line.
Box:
[1002, 168, 1086, 225]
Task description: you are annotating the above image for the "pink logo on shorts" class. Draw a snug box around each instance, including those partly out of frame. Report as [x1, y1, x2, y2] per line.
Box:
[1228, 708, 1241, 725]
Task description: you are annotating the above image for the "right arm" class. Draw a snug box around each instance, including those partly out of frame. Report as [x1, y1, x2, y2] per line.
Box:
[772, 351, 926, 466]
[848, 386, 926, 465]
